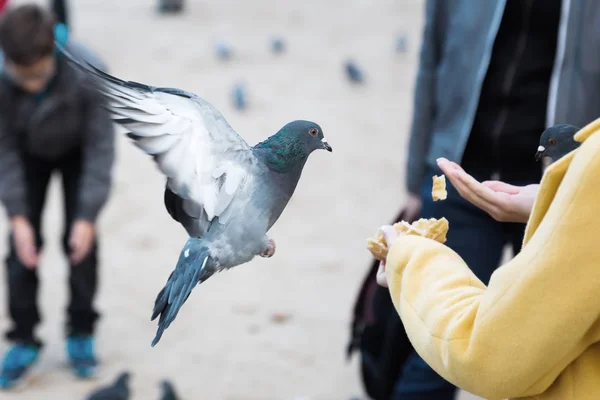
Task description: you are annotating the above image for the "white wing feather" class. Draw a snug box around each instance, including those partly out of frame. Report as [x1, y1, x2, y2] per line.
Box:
[69, 56, 258, 227]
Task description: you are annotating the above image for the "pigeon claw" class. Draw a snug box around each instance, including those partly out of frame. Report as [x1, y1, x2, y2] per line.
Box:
[260, 239, 276, 258]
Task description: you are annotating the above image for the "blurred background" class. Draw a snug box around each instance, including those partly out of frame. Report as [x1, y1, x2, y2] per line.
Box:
[0, 0, 480, 398]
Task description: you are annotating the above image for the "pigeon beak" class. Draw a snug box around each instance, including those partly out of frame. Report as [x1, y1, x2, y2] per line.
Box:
[321, 137, 333, 152]
[535, 145, 545, 162]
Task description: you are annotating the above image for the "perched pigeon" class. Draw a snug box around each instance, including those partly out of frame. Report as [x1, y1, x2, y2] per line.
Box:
[57, 44, 333, 347]
[160, 379, 180, 400]
[270, 37, 285, 54]
[86, 371, 130, 400]
[344, 60, 363, 83]
[214, 40, 232, 60]
[231, 82, 247, 110]
[535, 124, 581, 164]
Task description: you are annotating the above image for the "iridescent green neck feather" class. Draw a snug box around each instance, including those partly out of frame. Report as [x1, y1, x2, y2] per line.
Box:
[254, 132, 309, 173]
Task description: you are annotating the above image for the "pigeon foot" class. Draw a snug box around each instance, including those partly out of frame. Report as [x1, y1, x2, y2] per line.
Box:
[259, 239, 276, 258]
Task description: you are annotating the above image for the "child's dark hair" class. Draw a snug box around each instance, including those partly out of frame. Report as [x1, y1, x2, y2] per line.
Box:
[0, 4, 55, 66]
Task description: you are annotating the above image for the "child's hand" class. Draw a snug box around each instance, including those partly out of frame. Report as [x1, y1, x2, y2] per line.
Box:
[69, 220, 95, 265]
[11, 216, 39, 269]
[376, 225, 400, 288]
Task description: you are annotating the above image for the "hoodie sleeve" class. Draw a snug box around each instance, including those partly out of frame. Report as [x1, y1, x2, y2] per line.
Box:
[405, 0, 441, 195]
[75, 83, 116, 222]
[61, 41, 116, 222]
[0, 93, 27, 218]
[385, 135, 600, 399]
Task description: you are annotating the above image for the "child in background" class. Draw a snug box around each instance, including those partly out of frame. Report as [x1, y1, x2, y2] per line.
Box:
[0, 4, 115, 389]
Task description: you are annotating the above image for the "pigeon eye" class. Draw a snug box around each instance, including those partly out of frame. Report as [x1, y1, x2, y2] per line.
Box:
[309, 128, 318, 136]
[549, 139, 557, 145]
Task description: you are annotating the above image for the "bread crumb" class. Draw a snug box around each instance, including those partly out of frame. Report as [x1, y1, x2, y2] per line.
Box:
[432, 175, 447, 201]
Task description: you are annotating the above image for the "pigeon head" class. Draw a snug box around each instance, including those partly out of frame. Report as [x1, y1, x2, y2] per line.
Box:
[536, 124, 581, 163]
[254, 120, 332, 172]
[280, 120, 332, 154]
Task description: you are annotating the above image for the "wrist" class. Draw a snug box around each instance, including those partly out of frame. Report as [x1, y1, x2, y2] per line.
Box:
[10, 215, 29, 228]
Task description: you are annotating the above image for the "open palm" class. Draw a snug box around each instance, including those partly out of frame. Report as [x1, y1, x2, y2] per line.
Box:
[437, 158, 539, 223]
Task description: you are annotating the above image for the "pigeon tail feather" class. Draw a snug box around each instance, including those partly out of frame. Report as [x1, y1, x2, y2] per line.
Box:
[151, 238, 213, 346]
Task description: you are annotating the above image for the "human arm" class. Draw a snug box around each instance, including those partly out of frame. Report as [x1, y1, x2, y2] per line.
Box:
[0, 103, 27, 218]
[75, 85, 115, 223]
[68, 79, 115, 264]
[382, 145, 600, 399]
[0, 96, 39, 267]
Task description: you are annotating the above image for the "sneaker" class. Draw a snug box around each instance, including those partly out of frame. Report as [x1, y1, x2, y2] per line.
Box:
[66, 335, 97, 379]
[0, 344, 40, 390]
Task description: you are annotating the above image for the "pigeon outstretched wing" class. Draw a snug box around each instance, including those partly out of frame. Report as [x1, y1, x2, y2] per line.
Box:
[58, 44, 259, 236]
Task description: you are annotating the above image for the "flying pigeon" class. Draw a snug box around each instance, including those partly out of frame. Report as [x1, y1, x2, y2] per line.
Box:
[86, 371, 130, 400]
[344, 60, 363, 83]
[159, 379, 180, 400]
[56, 44, 333, 347]
[535, 124, 581, 164]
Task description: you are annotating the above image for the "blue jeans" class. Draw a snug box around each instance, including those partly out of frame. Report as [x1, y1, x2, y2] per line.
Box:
[392, 165, 539, 400]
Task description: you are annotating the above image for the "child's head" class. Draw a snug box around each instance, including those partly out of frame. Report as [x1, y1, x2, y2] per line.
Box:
[0, 4, 56, 93]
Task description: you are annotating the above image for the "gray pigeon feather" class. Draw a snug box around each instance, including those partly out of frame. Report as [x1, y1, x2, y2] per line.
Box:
[56, 42, 333, 347]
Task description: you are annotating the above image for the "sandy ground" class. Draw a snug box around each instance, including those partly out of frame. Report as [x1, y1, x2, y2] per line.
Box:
[0, 0, 482, 399]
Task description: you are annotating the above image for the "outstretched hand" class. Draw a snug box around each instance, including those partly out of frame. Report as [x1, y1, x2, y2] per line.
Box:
[436, 158, 538, 223]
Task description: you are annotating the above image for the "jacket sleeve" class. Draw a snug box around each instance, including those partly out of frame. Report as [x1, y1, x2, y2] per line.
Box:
[75, 83, 116, 222]
[0, 100, 27, 218]
[385, 144, 600, 399]
[405, 0, 441, 195]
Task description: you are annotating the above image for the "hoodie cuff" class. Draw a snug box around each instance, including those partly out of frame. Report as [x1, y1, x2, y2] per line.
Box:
[3, 198, 28, 219]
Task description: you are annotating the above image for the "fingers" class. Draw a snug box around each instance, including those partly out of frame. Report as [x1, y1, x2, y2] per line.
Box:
[14, 235, 38, 269]
[482, 180, 521, 195]
[70, 239, 91, 265]
[69, 231, 91, 265]
[437, 158, 507, 219]
[19, 244, 38, 269]
[380, 225, 399, 247]
[376, 261, 388, 287]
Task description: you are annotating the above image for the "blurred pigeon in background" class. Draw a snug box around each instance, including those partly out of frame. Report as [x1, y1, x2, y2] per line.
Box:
[214, 40, 232, 60]
[86, 371, 130, 400]
[535, 124, 581, 164]
[270, 37, 285, 54]
[160, 379, 180, 400]
[58, 44, 333, 347]
[231, 82, 247, 110]
[344, 60, 363, 83]
[396, 34, 407, 53]
[158, 0, 183, 13]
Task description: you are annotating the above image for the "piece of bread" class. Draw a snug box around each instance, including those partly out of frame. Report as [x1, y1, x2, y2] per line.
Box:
[432, 175, 447, 201]
[366, 217, 449, 261]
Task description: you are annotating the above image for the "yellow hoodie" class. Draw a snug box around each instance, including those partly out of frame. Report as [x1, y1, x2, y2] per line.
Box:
[385, 118, 600, 400]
